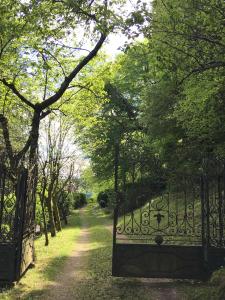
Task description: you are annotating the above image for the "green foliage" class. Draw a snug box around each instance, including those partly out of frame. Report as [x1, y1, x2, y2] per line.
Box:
[1, 0, 224, 291]
[97, 190, 110, 208]
[35, 197, 43, 226]
[72, 192, 87, 209]
[57, 191, 74, 218]
[122, 176, 165, 212]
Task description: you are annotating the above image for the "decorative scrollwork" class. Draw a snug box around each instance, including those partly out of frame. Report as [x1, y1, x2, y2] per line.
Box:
[115, 165, 225, 248]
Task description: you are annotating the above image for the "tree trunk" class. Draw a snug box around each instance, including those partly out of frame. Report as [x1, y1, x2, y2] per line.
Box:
[46, 197, 57, 237]
[28, 110, 41, 261]
[53, 197, 62, 232]
[40, 195, 49, 246]
[62, 210, 68, 225]
[29, 110, 41, 166]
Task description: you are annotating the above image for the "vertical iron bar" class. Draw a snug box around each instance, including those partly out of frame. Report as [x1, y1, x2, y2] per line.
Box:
[218, 173, 223, 247]
[14, 168, 28, 280]
[167, 190, 170, 227]
[205, 174, 210, 249]
[201, 166, 210, 270]
[0, 167, 6, 233]
[113, 141, 119, 245]
[200, 175, 207, 264]
[112, 141, 119, 275]
[175, 182, 178, 230]
[192, 179, 195, 235]
[184, 177, 187, 234]
[131, 210, 134, 233]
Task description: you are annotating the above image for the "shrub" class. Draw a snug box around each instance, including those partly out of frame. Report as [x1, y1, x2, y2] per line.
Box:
[97, 191, 109, 208]
[73, 192, 87, 209]
[58, 191, 74, 218]
[97, 190, 117, 208]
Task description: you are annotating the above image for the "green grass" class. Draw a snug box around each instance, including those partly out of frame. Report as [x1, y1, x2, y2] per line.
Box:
[1, 203, 225, 300]
[75, 205, 225, 300]
[0, 211, 81, 300]
[180, 268, 225, 300]
[71, 204, 166, 300]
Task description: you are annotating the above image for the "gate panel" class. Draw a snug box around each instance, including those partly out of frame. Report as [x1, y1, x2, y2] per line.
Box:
[15, 168, 35, 279]
[0, 163, 18, 282]
[0, 163, 35, 283]
[115, 176, 202, 246]
[112, 166, 225, 279]
[113, 244, 205, 279]
[0, 244, 16, 282]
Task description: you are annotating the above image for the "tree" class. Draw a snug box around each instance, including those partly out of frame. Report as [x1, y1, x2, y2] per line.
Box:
[38, 114, 81, 243]
[0, 0, 125, 173]
[0, 1, 132, 239]
[139, 0, 225, 170]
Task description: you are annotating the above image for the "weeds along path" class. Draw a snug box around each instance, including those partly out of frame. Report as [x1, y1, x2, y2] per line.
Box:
[44, 205, 188, 300]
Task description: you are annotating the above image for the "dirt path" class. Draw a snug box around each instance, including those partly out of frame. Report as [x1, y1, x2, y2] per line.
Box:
[44, 207, 186, 300]
[45, 209, 90, 300]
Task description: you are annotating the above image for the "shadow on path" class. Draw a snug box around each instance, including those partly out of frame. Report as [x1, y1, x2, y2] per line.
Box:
[19, 206, 210, 300]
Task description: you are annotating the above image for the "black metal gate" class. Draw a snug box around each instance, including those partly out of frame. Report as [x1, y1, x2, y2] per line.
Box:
[112, 161, 225, 279]
[0, 163, 35, 284]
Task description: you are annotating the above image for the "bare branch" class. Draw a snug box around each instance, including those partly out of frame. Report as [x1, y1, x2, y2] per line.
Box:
[41, 109, 52, 119]
[69, 83, 103, 99]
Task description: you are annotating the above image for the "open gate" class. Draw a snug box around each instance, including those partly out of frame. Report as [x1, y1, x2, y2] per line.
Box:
[0, 162, 35, 284]
[112, 160, 225, 279]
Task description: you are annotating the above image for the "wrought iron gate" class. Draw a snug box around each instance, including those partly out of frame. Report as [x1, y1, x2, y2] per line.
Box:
[112, 161, 225, 279]
[0, 163, 35, 284]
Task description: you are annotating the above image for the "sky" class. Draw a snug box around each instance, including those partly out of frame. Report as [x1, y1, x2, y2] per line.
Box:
[102, 0, 138, 57]
[73, 0, 148, 59]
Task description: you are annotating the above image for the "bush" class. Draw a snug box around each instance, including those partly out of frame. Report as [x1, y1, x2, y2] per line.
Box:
[58, 191, 74, 218]
[97, 190, 117, 208]
[73, 192, 87, 209]
[96, 177, 165, 212]
[120, 177, 165, 213]
[97, 191, 109, 208]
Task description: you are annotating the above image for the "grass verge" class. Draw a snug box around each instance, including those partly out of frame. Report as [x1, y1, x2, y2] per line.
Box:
[0, 211, 81, 300]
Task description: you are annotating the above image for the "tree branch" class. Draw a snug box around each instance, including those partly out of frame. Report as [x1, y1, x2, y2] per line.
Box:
[38, 33, 106, 111]
[15, 136, 32, 163]
[43, 48, 66, 77]
[0, 79, 36, 109]
[179, 61, 225, 85]
[48, 41, 91, 53]
[0, 114, 14, 168]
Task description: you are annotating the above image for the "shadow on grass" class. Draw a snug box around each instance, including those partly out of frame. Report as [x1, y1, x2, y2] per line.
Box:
[17, 244, 212, 300]
[0, 206, 216, 300]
